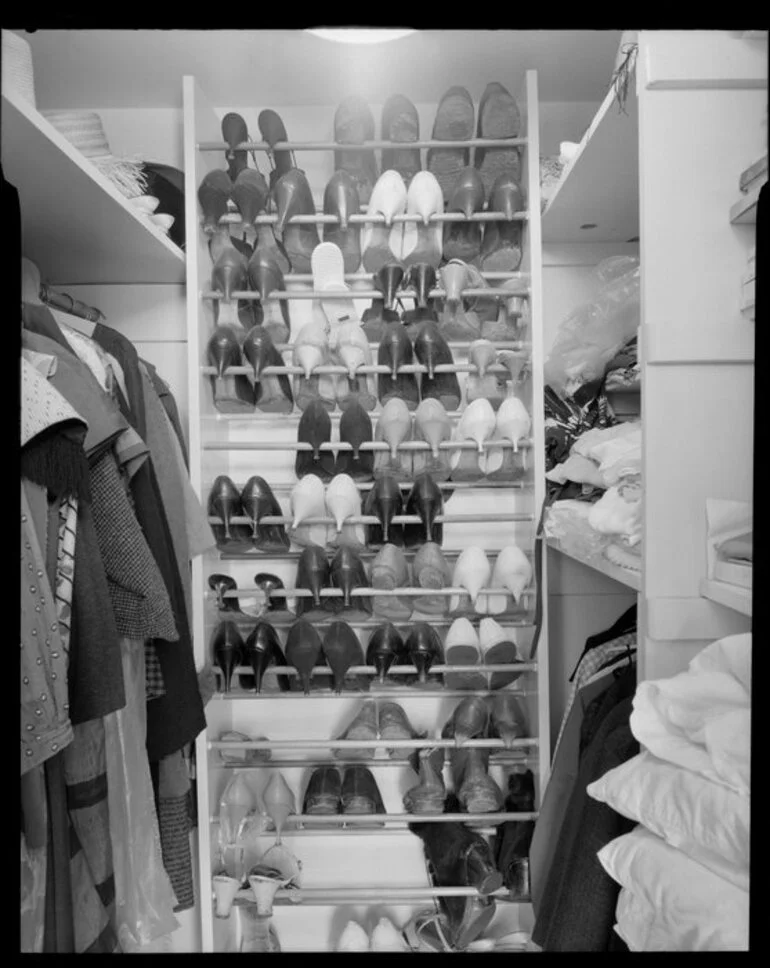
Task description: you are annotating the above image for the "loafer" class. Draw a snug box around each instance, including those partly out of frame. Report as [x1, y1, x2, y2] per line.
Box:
[411, 542, 451, 615]
[341, 764, 386, 817]
[403, 746, 446, 814]
[479, 172, 524, 272]
[334, 95, 378, 204]
[333, 698, 378, 759]
[381, 93, 421, 186]
[221, 112, 249, 181]
[379, 700, 420, 759]
[303, 765, 342, 815]
[370, 543, 412, 622]
[258, 108, 296, 190]
[427, 86, 475, 202]
[474, 81, 522, 199]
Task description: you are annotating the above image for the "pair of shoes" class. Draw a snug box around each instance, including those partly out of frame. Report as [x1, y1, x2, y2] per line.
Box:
[441, 168, 524, 269]
[361, 261, 438, 339]
[208, 475, 289, 551]
[449, 394, 531, 481]
[372, 399, 453, 482]
[361, 169, 444, 271]
[303, 764, 385, 820]
[293, 546, 371, 627]
[334, 697, 423, 759]
[285, 617, 365, 694]
[210, 619, 290, 694]
[449, 544, 534, 615]
[337, 916, 410, 951]
[209, 573, 293, 625]
[364, 471, 445, 548]
[443, 616, 523, 691]
[365, 621, 445, 686]
[376, 319, 462, 412]
[290, 472, 364, 550]
[368, 542, 451, 624]
[296, 398, 374, 481]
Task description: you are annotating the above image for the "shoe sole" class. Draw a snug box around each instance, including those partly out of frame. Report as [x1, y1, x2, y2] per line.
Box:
[428, 92, 475, 201]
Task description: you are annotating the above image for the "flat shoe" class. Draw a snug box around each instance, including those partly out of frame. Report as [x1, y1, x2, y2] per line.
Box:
[479, 172, 524, 272]
[381, 93, 421, 187]
[334, 95, 378, 204]
[369, 543, 412, 621]
[411, 542, 451, 615]
[258, 108, 296, 190]
[427, 86, 475, 203]
[475, 81, 522, 199]
[334, 699, 378, 759]
[303, 765, 342, 816]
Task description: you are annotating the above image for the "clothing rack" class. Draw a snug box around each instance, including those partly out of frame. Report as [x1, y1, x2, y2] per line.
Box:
[38, 284, 104, 323]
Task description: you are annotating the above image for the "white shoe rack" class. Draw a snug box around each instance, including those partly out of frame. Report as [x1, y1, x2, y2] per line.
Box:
[183, 70, 549, 953]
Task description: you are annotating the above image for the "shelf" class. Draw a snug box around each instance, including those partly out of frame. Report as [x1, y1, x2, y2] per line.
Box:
[214, 751, 536, 769]
[729, 182, 761, 224]
[699, 579, 752, 617]
[546, 538, 641, 591]
[1, 90, 185, 285]
[542, 75, 639, 244]
[214, 586, 534, 601]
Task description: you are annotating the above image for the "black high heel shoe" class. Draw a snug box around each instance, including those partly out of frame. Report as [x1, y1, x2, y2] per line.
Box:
[206, 323, 256, 414]
[363, 474, 404, 547]
[335, 402, 374, 482]
[212, 620, 244, 693]
[285, 618, 324, 695]
[198, 169, 233, 235]
[322, 620, 365, 694]
[271, 168, 320, 273]
[405, 622, 445, 685]
[242, 621, 291, 693]
[240, 476, 290, 552]
[415, 322, 461, 412]
[404, 473, 444, 548]
[232, 168, 269, 246]
[295, 399, 336, 482]
[208, 475, 252, 550]
[330, 547, 372, 621]
[323, 170, 362, 274]
[377, 320, 420, 410]
[247, 248, 291, 345]
[295, 545, 332, 620]
[361, 263, 405, 341]
[254, 573, 295, 623]
[403, 263, 438, 337]
[242, 324, 294, 413]
[208, 573, 241, 612]
[222, 112, 249, 181]
[366, 623, 407, 685]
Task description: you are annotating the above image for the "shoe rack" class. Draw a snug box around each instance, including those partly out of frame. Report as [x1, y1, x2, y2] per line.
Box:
[183, 70, 549, 953]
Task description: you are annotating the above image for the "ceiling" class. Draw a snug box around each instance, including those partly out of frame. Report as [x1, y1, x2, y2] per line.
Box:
[20, 29, 623, 108]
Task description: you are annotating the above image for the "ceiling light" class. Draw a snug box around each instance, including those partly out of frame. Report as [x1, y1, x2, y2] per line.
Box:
[305, 28, 416, 45]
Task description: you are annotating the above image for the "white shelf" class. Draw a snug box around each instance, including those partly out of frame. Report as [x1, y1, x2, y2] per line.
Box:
[699, 578, 752, 617]
[542, 77, 639, 244]
[1, 90, 185, 284]
[547, 538, 641, 592]
[729, 182, 761, 224]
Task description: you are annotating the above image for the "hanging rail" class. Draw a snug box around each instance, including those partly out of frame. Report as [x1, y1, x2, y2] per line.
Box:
[201, 287, 528, 301]
[215, 751, 536, 768]
[215, 663, 537, 679]
[203, 404, 528, 423]
[262, 340, 531, 353]
[201, 439, 532, 452]
[199, 136, 528, 152]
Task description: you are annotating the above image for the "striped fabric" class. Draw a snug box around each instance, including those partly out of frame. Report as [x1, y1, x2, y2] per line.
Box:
[55, 496, 78, 659]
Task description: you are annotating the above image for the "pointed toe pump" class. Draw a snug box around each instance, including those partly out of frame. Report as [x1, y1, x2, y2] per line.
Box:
[381, 93, 421, 187]
[240, 476, 290, 552]
[442, 166, 486, 264]
[244, 621, 290, 694]
[295, 545, 332, 623]
[330, 546, 372, 621]
[446, 696, 491, 747]
[374, 396, 414, 481]
[412, 398, 452, 482]
[295, 398, 336, 481]
[377, 321, 420, 411]
[206, 320, 255, 414]
[370, 544, 412, 623]
[479, 617, 522, 690]
[405, 622, 445, 685]
[443, 617, 486, 691]
[478, 544, 532, 614]
[271, 168, 320, 272]
[427, 86, 476, 203]
[258, 108, 296, 191]
[247, 248, 292, 345]
[322, 620, 364, 693]
[466, 339, 504, 411]
[474, 81, 522, 199]
[336, 401, 374, 481]
[412, 542, 451, 616]
[402, 262, 438, 335]
[487, 692, 528, 750]
[364, 474, 404, 547]
[221, 112, 250, 181]
[401, 170, 445, 268]
[255, 573, 295, 623]
[208, 573, 241, 612]
[439, 260, 482, 342]
[334, 698, 379, 759]
[366, 622, 407, 685]
[480, 172, 524, 273]
[360, 169, 407, 275]
[333, 321, 376, 412]
[403, 746, 447, 815]
[285, 618, 324, 694]
[450, 398, 498, 482]
[323, 170, 362, 274]
[449, 546, 492, 614]
[404, 473, 444, 548]
[263, 772, 296, 843]
[198, 168, 234, 234]
[293, 320, 334, 413]
[334, 96, 378, 205]
[361, 261, 404, 341]
[415, 321, 462, 413]
[486, 395, 531, 483]
[242, 323, 293, 413]
[289, 473, 328, 549]
[208, 475, 252, 550]
[232, 168, 270, 245]
[325, 473, 363, 550]
[212, 621, 244, 694]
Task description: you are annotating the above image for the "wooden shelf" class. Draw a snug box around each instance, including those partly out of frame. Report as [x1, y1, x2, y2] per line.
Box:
[699, 578, 752, 617]
[729, 182, 761, 224]
[542, 77, 639, 244]
[1, 90, 185, 284]
[546, 538, 641, 591]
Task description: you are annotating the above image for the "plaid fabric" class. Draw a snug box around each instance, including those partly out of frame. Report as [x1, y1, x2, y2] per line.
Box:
[144, 643, 166, 700]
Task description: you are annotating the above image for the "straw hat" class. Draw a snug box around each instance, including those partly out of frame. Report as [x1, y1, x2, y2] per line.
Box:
[42, 109, 148, 199]
[2, 29, 36, 107]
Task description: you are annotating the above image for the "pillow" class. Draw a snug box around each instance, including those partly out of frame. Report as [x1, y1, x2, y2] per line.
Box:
[598, 827, 749, 951]
[587, 750, 749, 891]
[613, 887, 661, 951]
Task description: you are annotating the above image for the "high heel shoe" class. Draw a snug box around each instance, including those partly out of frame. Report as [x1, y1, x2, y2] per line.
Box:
[295, 398, 336, 481]
[242, 324, 293, 413]
[334, 96, 379, 205]
[379, 701, 421, 760]
[333, 698, 379, 760]
[439, 260, 483, 342]
[243, 621, 291, 693]
[476, 544, 532, 614]
[326, 474, 364, 551]
[208, 573, 241, 612]
[448, 547, 492, 614]
[292, 320, 334, 413]
[232, 168, 269, 245]
[332, 321, 376, 412]
[373, 396, 413, 481]
[465, 339, 504, 411]
[208, 475, 252, 550]
[405, 622, 445, 685]
[263, 772, 296, 844]
[322, 171, 362, 274]
[450, 398, 497, 482]
[442, 167, 486, 264]
[285, 618, 324, 695]
[289, 474, 330, 550]
[295, 545, 332, 621]
[322, 620, 365, 693]
[412, 542, 451, 615]
[221, 112, 249, 181]
[402, 263, 438, 336]
[212, 620, 244, 693]
[258, 108, 295, 191]
[240, 476, 290, 552]
[479, 617, 522, 690]
[479, 173, 524, 273]
[403, 746, 447, 814]
[335, 401, 374, 481]
[443, 617, 486, 691]
[361, 262, 404, 341]
[370, 544, 412, 623]
[360, 170, 407, 275]
[247, 248, 292, 345]
[495, 768, 535, 901]
[414, 322, 462, 412]
[330, 546, 372, 621]
[486, 693, 528, 750]
[401, 170, 444, 268]
[206, 321, 256, 414]
[366, 622, 408, 684]
[404, 473, 444, 548]
[364, 474, 404, 546]
[377, 320, 419, 411]
[412, 398, 452, 481]
[198, 169, 233, 235]
[255, 573, 295, 623]
[271, 168, 320, 272]
[456, 746, 504, 817]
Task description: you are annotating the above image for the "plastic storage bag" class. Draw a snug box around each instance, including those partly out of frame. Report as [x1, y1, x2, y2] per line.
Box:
[545, 256, 640, 398]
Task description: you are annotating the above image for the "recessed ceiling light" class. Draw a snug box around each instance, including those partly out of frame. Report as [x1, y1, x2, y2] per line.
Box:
[580, 223, 598, 230]
[305, 28, 416, 45]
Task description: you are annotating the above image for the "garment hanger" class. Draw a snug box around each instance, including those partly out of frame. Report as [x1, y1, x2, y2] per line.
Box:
[567, 603, 637, 682]
[40, 286, 103, 333]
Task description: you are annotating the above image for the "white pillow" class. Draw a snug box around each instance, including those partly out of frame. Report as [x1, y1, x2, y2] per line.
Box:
[587, 750, 749, 891]
[614, 887, 662, 951]
[598, 827, 749, 951]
